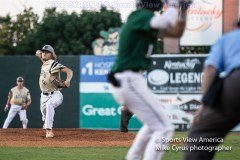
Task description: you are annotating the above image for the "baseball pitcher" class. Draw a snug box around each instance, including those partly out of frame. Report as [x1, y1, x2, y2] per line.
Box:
[36, 45, 73, 138]
[3, 77, 31, 129]
[108, 0, 192, 159]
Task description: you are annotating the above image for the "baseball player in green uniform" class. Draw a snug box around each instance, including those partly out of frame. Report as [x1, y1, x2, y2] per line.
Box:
[108, 0, 192, 159]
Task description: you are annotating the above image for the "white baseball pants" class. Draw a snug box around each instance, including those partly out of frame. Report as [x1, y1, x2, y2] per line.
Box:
[3, 104, 28, 129]
[40, 91, 63, 129]
[111, 71, 174, 160]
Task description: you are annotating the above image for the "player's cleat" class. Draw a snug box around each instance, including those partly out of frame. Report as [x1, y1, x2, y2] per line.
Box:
[46, 133, 54, 138]
[46, 132, 54, 138]
[120, 130, 128, 133]
[46, 130, 54, 138]
[23, 119, 28, 129]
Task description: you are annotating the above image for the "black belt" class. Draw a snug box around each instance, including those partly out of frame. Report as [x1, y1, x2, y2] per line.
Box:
[42, 91, 54, 96]
[116, 69, 145, 73]
[130, 69, 142, 72]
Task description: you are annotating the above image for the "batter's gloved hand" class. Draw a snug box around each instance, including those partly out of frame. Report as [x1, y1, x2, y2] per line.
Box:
[50, 78, 68, 88]
[4, 105, 9, 112]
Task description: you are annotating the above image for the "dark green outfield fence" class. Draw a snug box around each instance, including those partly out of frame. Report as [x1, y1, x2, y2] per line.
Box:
[0, 56, 79, 128]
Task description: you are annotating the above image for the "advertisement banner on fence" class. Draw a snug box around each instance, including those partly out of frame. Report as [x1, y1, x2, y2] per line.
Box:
[79, 55, 207, 131]
[79, 54, 240, 131]
[80, 93, 142, 130]
[147, 54, 207, 131]
[155, 94, 202, 131]
[148, 55, 206, 94]
[80, 55, 115, 82]
[180, 0, 223, 46]
[80, 55, 115, 93]
[79, 55, 142, 129]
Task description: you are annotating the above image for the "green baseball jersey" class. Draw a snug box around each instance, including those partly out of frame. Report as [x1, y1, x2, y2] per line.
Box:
[111, 9, 158, 73]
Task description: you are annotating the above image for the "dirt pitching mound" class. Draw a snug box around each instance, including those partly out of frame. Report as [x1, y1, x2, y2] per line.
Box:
[0, 129, 136, 147]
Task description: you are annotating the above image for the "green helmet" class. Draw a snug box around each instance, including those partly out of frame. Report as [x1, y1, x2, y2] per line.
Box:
[137, 0, 163, 11]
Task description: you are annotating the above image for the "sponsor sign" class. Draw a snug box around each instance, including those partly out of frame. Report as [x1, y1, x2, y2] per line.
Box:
[80, 93, 142, 129]
[155, 94, 202, 131]
[80, 55, 115, 82]
[148, 55, 207, 94]
[180, 0, 223, 46]
[79, 55, 219, 131]
[179, 99, 202, 112]
[79, 55, 240, 131]
[147, 55, 207, 131]
[79, 55, 142, 129]
[80, 55, 115, 93]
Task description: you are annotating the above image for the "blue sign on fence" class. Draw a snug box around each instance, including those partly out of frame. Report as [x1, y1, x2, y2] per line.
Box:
[80, 55, 116, 82]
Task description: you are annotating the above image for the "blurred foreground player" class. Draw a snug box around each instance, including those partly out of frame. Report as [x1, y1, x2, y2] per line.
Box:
[184, 19, 240, 160]
[108, 0, 192, 159]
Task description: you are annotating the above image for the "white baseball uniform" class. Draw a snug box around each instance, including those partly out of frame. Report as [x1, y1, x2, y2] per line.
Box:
[3, 86, 31, 129]
[39, 59, 64, 129]
[109, 1, 185, 158]
[111, 71, 174, 160]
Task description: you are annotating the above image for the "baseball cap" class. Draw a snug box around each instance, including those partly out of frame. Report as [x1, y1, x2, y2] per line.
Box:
[41, 45, 55, 54]
[17, 77, 24, 82]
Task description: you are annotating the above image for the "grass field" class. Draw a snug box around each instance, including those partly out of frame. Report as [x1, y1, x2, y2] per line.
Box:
[0, 132, 239, 160]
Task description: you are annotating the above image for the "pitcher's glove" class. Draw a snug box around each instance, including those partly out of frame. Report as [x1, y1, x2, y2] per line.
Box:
[51, 78, 67, 88]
